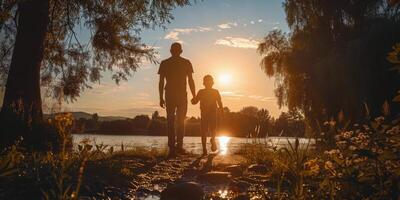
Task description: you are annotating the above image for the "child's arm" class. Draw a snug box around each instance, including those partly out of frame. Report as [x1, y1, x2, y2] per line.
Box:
[216, 90, 223, 109]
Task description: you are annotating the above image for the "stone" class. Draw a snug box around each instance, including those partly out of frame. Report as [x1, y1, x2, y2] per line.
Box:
[247, 164, 269, 174]
[197, 171, 232, 184]
[225, 165, 243, 177]
[160, 182, 204, 200]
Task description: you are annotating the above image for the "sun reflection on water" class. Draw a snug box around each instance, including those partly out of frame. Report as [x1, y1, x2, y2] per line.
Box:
[217, 136, 231, 155]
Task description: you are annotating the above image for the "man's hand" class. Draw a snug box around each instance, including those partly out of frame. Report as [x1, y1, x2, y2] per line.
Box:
[191, 98, 196, 105]
[160, 99, 165, 108]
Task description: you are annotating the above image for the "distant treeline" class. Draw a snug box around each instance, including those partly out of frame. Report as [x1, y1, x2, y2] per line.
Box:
[72, 106, 306, 138]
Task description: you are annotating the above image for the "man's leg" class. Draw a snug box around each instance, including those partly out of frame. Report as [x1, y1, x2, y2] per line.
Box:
[166, 104, 176, 153]
[176, 101, 187, 151]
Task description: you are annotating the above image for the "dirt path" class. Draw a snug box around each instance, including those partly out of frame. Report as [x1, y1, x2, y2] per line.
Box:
[131, 153, 257, 200]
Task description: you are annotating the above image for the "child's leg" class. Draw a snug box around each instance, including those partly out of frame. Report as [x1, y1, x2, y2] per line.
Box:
[200, 115, 208, 155]
[209, 112, 217, 152]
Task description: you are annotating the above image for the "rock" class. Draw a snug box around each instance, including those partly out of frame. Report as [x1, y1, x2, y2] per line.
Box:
[248, 174, 271, 181]
[197, 171, 232, 184]
[225, 165, 243, 177]
[160, 182, 204, 200]
[136, 187, 152, 196]
[247, 164, 269, 174]
[182, 167, 199, 177]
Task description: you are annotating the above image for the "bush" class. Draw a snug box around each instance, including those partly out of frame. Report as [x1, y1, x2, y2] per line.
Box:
[0, 111, 71, 152]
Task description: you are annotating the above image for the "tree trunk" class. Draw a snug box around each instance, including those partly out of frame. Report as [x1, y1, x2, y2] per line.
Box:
[2, 0, 49, 124]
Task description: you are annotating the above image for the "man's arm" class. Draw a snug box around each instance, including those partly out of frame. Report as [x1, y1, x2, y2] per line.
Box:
[159, 74, 165, 108]
[188, 73, 196, 99]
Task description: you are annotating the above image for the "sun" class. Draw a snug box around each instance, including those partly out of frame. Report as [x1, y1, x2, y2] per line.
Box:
[218, 73, 232, 85]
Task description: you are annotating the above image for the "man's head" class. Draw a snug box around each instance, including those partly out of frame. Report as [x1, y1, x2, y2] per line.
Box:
[170, 42, 183, 57]
[203, 75, 214, 89]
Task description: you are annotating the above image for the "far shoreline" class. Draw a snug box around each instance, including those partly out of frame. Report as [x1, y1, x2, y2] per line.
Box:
[72, 132, 315, 140]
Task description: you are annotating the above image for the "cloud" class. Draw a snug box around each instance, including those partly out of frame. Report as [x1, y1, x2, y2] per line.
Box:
[217, 22, 238, 29]
[133, 92, 150, 100]
[89, 82, 128, 95]
[248, 95, 275, 102]
[260, 97, 275, 101]
[258, 19, 263, 23]
[250, 21, 255, 24]
[215, 37, 259, 49]
[220, 91, 244, 97]
[115, 106, 161, 117]
[164, 27, 212, 42]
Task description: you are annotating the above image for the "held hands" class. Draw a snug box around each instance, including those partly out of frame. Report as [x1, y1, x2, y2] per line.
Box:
[191, 98, 196, 105]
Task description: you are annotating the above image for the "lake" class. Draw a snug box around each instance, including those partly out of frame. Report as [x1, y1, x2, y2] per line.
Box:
[73, 134, 314, 155]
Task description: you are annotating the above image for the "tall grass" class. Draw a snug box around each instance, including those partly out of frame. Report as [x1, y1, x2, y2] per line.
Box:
[0, 112, 168, 200]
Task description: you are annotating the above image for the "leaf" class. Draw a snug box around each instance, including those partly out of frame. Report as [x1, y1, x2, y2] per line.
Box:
[393, 94, 400, 102]
[0, 168, 17, 177]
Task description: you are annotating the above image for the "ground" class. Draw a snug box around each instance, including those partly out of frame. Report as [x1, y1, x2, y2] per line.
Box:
[122, 153, 269, 200]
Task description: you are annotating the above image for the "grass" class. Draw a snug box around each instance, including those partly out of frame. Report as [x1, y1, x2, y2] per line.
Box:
[0, 112, 170, 199]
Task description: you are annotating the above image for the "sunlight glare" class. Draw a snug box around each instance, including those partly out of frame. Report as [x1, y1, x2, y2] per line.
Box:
[217, 136, 231, 155]
[218, 73, 232, 86]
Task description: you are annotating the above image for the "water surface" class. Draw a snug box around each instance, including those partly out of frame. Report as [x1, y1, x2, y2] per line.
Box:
[73, 134, 314, 155]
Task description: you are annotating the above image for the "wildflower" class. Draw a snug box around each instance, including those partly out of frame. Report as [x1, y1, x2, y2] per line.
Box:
[345, 158, 352, 166]
[329, 120, 336, 127]
[324, 149, 340, 155]
[374, 116, 385, 124]
[325, 161, 334, 170]
[304, 159, 320, 175]
[353, 157, 367, 164]
[349, 145, 357, 151]
[342, 131, 353, 139]
[387, 43, 400, 64]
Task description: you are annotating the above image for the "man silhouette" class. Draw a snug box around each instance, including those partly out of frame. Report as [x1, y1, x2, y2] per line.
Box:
[158, 43, 196, 157]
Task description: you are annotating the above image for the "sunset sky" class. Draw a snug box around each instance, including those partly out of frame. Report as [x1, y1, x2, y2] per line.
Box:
[65, 0, 289, 118]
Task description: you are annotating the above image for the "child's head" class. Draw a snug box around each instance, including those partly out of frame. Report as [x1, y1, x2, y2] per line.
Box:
[203, 75, 214, 88]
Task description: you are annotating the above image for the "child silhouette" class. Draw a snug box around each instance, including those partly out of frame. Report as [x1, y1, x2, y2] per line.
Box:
[191, 75, 223, 156]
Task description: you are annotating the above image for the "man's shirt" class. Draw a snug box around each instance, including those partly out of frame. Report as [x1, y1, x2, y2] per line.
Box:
[158, 56, 193, 98]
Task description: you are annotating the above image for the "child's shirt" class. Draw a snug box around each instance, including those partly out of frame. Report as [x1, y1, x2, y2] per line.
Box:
[193, 88, 221, 113]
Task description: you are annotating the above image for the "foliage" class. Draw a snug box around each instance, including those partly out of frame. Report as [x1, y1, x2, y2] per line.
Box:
[388, 42, 400, 102]
[0, 109, 71, 151]
[258, 0, 400, 121]
[0, 118, 167, 199]
[71, 106, 306, 138]
[313, 116, 400, 199]
[0, 0, 192, 100]
[239, 115, 400, 199]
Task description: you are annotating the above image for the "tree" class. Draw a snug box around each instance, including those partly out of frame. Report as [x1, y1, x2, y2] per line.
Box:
[151, 111, 160, 120]
[258, 0, 400, 123]
[0, 0, 191, 124]
[132, 115, 150, 129]
[240, 106, 259, 117]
